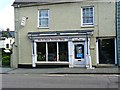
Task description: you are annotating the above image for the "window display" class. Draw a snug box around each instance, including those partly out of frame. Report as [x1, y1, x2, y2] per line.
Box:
[37, 42, 68, 62]
[37, 42, 46, 61]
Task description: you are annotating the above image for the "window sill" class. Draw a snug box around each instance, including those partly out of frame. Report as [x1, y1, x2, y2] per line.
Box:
[36, 61, 69, 65]
[37, 27, 49, 29]
[81, 25, 94, 28]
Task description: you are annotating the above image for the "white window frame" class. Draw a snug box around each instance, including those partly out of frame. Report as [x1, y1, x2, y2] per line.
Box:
[35, 41, 69, 62]
[96, 38, 117, 65]
[38, 9, 49, 28]
[81, 6, 94, 27]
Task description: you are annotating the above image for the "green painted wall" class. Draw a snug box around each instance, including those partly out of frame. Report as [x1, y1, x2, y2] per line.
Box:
[117, 1, 120, 66]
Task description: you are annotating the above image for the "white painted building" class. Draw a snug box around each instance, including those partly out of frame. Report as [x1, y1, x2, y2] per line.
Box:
[0, 38, 5, 48]
[0, 37, 14, 50]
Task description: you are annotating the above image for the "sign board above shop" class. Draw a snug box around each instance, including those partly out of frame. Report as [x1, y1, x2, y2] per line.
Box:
[35, 37, 68, 42]
[28, 30, 94, 41]
[34, 37, 86, 42]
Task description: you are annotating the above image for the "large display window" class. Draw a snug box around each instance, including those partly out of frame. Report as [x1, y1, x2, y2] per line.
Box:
[48, 42, 57, 61]
[37, 42, 46, 61]
[59, 42, 68, 61]
[37, 42, 68, 62]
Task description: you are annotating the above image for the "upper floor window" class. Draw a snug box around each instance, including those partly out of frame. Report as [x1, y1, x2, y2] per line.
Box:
[39, 9, 49, 28]
[81, 6, 94, 26]
[6, 44, 9, 49]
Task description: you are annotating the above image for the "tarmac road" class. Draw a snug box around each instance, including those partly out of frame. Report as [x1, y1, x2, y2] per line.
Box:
[1, 74, 119, 88]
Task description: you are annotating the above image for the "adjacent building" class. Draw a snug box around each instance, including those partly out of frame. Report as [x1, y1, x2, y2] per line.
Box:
[0, 30, 14, 51]
[116, 0, 120, 67]
[11, 0, 117, 68]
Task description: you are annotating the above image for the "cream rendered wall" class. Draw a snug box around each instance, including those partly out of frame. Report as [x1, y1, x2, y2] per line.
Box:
[18, 7, 38, 64]
[90, 37, 97, 65]
[38, 2, 96, 31]
[98, 2, 116, 36]
[14, 1, 115, 65]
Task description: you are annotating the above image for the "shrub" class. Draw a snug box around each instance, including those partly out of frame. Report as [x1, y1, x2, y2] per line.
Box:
[2, 56, 10, 65]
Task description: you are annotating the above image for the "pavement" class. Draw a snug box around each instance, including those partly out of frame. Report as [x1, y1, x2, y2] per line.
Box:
[0, 66, 119, 74]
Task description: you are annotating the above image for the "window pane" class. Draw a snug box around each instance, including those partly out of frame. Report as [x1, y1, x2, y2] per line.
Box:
[48, 42, 57, 61]
[75, 44, 84, 59]
[6, 44, 9, 48]
[82, 7, 94, 25]
[83, 17, 86, 23]
[39, 18, 48, 27]
[89, 17, 93, 24]
[40, 10, 48, 17]
[39, 10, 49, 27]
[37, 42, 46, 61]
[59, 42, 68, 61]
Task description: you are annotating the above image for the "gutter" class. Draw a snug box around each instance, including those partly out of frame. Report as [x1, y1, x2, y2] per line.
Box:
[12, 0, 116, 8]
[12, 0, 90, 8]
[12, 2, 78, 8]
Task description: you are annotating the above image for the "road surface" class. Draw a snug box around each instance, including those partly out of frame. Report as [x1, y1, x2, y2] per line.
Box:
[1, 74, 119, 88]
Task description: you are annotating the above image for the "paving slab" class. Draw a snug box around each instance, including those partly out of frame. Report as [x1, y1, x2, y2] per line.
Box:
[1, 67, 119, 74]
[0, 67, 16, 74]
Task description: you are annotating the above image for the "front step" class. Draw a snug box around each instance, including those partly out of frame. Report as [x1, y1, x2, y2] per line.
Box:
[94, 64, 118, 68]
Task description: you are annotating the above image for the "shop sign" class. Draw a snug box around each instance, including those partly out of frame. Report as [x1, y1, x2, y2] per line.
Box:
[36, 37, 68, 42]
[72, 38, 86, 41]
[35, 37, 86, 42]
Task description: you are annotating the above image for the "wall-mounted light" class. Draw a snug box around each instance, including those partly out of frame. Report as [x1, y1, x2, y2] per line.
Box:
[21, 17, 28, 26]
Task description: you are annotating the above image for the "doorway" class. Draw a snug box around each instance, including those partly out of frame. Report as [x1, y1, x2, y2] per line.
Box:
[73, 42, 86, 67]
[98, 38, 115, 64]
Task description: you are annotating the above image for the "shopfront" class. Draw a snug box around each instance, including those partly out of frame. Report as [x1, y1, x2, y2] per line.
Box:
[96, 38, 117, 65]
[28, 30, 93, 68]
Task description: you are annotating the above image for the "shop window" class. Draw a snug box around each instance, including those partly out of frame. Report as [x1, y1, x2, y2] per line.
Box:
[37, 42, 46, 61]
[37, 42, 68, 62]
[48, 42, 57, 61]
[98, 38, 115, 64]
[59, 42, 68, 61]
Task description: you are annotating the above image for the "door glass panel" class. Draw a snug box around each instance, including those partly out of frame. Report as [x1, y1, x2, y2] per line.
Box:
[37, 42, 46, 61]
[98, 38, 115, 64]
[48, 42, 57, 61]
[59, 42, 68, 61]
[75, 44, 84, 59]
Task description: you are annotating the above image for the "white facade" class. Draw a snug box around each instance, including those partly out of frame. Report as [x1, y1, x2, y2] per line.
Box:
[29, 31, 93, 68]
[0, 38, 5, 48]
[0, 37, 14, 50]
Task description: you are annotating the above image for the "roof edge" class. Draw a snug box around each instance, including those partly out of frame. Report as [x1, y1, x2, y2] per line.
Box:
[12, 0, 84, 7]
